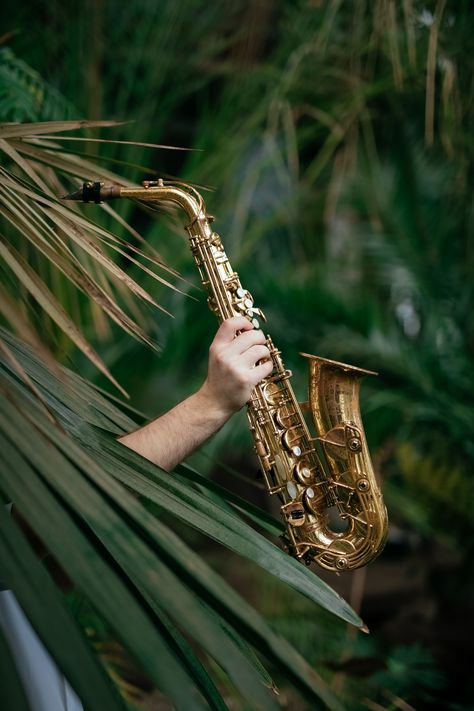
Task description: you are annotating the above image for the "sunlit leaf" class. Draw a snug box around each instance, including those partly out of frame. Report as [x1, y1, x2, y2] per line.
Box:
[0, 238, 127, 396]
[0, 120, 126, 139]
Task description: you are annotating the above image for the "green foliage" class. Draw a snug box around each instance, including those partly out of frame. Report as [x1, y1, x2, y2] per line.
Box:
[1, 327, 358, 710]
[70, 0, 474, 560]
[1, 0, 474, 707]
[221, 564, 449, 710]
[371, 644, 446, 706]
[0, 48, 77, 122]
[397, 442, 474, 549]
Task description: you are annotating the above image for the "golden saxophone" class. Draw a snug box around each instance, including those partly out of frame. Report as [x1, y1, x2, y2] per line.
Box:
[66, 179, 388, 571]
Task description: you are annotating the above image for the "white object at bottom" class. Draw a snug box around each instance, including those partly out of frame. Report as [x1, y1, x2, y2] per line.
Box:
[0, 590, 83, 711]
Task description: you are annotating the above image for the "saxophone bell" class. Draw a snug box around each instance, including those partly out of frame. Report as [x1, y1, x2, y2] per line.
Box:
[299, 353, 388, 570]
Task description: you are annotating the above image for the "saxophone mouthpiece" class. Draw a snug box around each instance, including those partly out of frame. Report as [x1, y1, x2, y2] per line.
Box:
[62, 182, 122, 203]
[62, 188, 85, 201]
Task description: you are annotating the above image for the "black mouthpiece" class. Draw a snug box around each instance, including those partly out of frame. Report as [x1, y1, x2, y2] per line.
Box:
[63, 181, 103, 203]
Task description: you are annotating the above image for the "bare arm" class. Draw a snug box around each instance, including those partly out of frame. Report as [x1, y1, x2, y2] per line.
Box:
[118, 316, 273, 471]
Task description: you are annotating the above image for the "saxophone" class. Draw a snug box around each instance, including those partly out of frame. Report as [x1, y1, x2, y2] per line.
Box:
[66, 179, 388, 571]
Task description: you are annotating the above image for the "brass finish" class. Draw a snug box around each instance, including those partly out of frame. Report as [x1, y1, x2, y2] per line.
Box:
[66, 181, 388, 571]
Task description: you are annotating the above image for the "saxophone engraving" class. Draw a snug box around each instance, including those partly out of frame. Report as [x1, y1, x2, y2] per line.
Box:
[66, 180, 388, 571]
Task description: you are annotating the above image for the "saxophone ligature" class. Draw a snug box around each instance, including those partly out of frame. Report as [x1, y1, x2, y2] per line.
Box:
[65, 180, 388, 571]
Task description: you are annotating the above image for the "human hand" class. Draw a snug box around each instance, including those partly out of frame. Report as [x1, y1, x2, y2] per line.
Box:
[119, 317, 273, 471]
[198, 316, 273, 418]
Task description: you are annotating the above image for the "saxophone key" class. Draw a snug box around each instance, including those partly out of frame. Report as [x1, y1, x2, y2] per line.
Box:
[282, 427, 305, 454]
[210, 231, 222, 246]
[274, 407, 298, 428]
[266, 369, 292, 385]
[281, 501, 306, 527]
[303, 486, 326, 512]
[298, 447, 319, 458]
[254, 440, 272, 471]
[294, 461, 316, 485]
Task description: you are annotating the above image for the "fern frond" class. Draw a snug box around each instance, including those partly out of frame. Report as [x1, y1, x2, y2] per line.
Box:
[0, 48, 77, 122]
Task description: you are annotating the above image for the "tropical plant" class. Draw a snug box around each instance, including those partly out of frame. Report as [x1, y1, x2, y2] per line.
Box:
[0, 120, 367, 710]
[1, 0, 474, 707]
[0, 47, 77, 122]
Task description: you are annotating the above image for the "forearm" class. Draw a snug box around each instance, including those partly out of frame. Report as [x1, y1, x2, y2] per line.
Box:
[118, 383, 232, 471]
[118, 317, 272, 472]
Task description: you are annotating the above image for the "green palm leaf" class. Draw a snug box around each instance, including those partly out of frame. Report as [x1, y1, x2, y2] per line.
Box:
[0, 506, 125, 711]
[0, 326, 356, 710]
[0, 120, 181, 396]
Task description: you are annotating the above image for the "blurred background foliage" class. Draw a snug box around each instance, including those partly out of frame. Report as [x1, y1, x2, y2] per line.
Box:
[1, 0, 473, 709]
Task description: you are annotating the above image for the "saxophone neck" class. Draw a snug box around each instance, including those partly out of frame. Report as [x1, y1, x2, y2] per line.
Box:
[64, 180, 266, 329]
[64, 179, 206, 225]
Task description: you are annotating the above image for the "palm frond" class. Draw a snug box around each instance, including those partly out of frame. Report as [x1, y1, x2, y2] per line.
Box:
[0, 328, 357, 710]
[0, 121, 184, 393]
